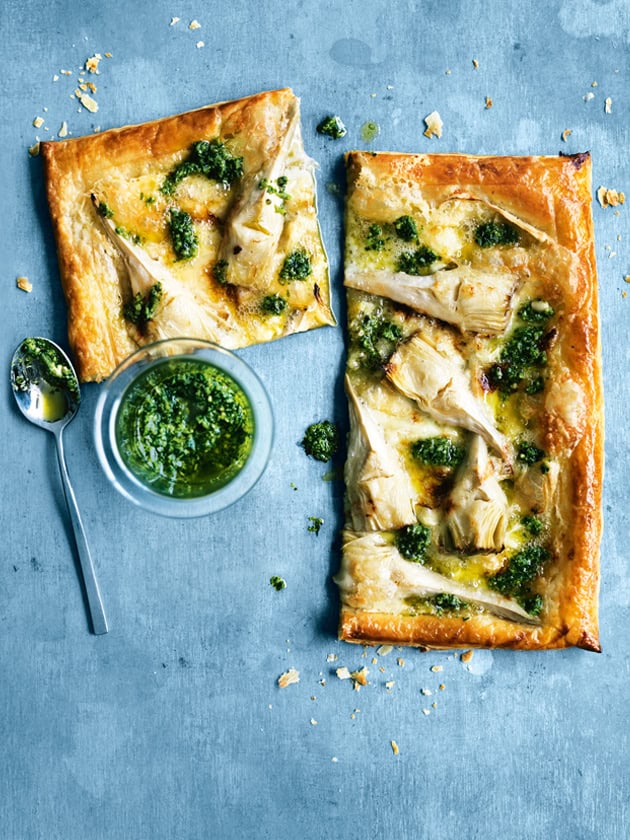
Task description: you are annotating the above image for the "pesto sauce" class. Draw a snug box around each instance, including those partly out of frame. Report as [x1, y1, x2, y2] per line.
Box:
[115, 359, 254, 498]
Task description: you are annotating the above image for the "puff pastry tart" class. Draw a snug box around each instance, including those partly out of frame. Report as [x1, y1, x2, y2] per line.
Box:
[41, 88, 334, 382]
[335, 151, 602, 651]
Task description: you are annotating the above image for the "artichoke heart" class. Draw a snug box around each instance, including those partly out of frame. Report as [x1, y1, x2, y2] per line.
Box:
[94, 196, 240, 346]
[344, 264, 517, 334]
[345, 376, 417, 531]
[445, 435, 508, 552]
[385, 330, 509, 458]
[335, 531, 539, 624]
[216, 99, 300, 290]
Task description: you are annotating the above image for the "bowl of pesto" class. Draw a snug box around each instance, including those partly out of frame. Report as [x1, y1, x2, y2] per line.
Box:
[95, 338, 273, 517]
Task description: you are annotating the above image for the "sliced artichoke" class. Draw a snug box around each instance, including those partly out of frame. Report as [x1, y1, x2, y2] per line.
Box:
[335, 530, 539, 624]
[94, 196, 240, 346]
[344, 264, 517, 334]
[444, 435, 508, 552]
[385, 330, 509, 458]
[345, 376, 417, 531]
[515, 459, 560, 511]
[216, 99, 300, 290]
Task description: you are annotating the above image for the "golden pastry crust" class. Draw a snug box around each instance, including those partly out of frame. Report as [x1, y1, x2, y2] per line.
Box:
[337, 151, 602, 652]
[41, 88, 334, 382]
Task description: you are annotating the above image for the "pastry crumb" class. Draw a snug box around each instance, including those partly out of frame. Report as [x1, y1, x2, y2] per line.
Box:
[421, 708, 431, 716]
[391, 740, 399, 755]
[85, 53, 102, 74]
[385, 680, 395, 690]
[16, 276, 32, 293]
[196, 41, 205, 49]
[58, 121, 68, 138]
[336, 666, 351, 680]
[397, 657, 405, 667]
[310, 718, 318, 726]
[472, 58, 479, 69]
[605, 97, 612, 114]
[60, 69, 72, 75]
[421, 688, 432, 696]
[432, 702, 438, 709]
[170, 16, 180, 25]
[28, 142, 40, 157]
[445, 69, 452, 75]
[439, 683, 446, 691]
[350, 666, 369, 689]
[461, 650, 474, 664]
[77, 92, 99, 113]
[189, 19, 201, 29]
[591, 81, 598, 87]
[484, 96, 493, 109]
[623, 275, 630, 283]
[377, 644, 393, 656]
[423, 110, 443, 139]
[277, 668, 300, 688]
[331, 756, 338, 762]
[326, 653, 338, 662]
[371, 657, 378, 665]
[597, 186, 625, 208]
[583, 92, 595, 102]
[33, 116, 44, 128]
[430, 664, 443, 673]
[561, 128, 572, 142]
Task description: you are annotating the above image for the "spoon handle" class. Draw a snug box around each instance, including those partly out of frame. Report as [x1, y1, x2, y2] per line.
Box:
[55, 430, 109, 635]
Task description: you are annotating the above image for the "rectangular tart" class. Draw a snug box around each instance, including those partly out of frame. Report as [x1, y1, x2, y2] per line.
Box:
[41, 88, 334, 382]
[335, 151, 603, 651]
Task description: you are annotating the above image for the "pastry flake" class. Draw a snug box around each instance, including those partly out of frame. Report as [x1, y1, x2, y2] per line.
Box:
[41, 88, 334, 381]
[336, 151, 603, 652]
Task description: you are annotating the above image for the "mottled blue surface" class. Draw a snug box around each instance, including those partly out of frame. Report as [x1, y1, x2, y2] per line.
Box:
[1, 2, 629, 838]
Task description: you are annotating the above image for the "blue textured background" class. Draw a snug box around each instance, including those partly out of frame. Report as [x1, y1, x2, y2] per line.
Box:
[2, 2, 628, 838]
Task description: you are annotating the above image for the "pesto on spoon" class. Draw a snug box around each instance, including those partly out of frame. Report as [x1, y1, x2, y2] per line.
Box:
[11, 337, 108, 635]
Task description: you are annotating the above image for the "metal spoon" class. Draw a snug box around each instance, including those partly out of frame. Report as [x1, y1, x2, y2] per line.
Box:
[11, 337, 108, 635]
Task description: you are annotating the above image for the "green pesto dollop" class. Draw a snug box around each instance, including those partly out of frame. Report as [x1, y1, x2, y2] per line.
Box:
[396, 246, 439, 275]
[115, 359, 254, 498]
[169, 208, 198, 261]
[161, 139, 244, 196]
[411, 436, 466, 467]
[316, 115, 347, 139]
[14, 338, 79, 401]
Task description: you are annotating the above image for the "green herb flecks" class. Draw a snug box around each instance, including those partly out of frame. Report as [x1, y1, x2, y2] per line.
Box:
[307, 516, 324, 535]
[270, 576, 287, 591]
[279, 250, 312, 282]
[516, 441, 546, 466]
[474, 221, 519, 248]
[301, 421, 339, 462]
[518, 299, 555, 323]
[161, 139, 244, 195]
[316, 115, 347, 139]
[411, 436, 466, 468]
[261, 294, 288, 315]
[14, 338, 79, 399]
[396, 522, 431, 563]
[259, 175, 290, 215]
[212, 259, 229, 285]
[123, 282, 163, 332]
[365, 223, 386, 251]
[96, 201, 114, 219]
[169, 207, 198, 261]
[396, 246, 439, 275]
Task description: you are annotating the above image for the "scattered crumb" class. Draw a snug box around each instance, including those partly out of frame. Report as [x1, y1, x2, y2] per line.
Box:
[104, 52, 112, 58]
[421, 688, 432, 696]
[583, 92, 595, 102]
[331, 757, 338, 763]
[609, 251, 617, 259]
[561, 128, 572, 142]
[311, 695, 316, 701]
[461, 650, 474, 664]
[310, 719, 318, 726]
[370, 93, 377, 98]
[377, 644, 393, 656]
[430, 664, 443, 673]
[371, 657, 378, 665]
[196, 41, 205, 49]
[624, 275, 630, 283]
[391, 740, 399, 756]
[623, 291, 627, 299]
[277, 668, 300, 688]
[397, 657, 405, 667]
[421, 708, 431, 716]
[439, 683, 446, 691]
[378, 666, 386, 673]
[16, 276, 32, 293]
[445, 69, 452, 75]
[326, 653, 338, 663]
[58, 121, 68, 138]
[350, 667, 369, 690]
[60, 69, 72, 76]
[189, 19, 201, 29]
[472, 58, 479, 69]
[336, 666, 351, 680]
[385, 681, 395, 690]
[605, 97, 612, 114]
[592, 81, 598, 87]
[597, 186, 625, 208]
[432, 702, 438, 709]
[32, 116, 44, 128]
[28, 142, 40, 157]
[387, 85, 394, 90]
[423, 110, 443, 139]
[485, 96, 493, 109]
[85, 53, 102, 74]
[319, 679, 326, 686]
[170, 16, 180, 25]
[52, 74, 59, 82]
[77, 92, 99, 113]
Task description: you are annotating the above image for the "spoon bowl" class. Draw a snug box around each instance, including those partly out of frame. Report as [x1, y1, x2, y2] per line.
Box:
[11, 338, 108, 635]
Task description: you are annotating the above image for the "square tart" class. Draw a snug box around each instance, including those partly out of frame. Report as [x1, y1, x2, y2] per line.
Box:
[41, 88, 334, 382]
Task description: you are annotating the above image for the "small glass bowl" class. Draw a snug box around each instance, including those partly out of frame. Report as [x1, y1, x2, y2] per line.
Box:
[94, 338, 273, 517]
